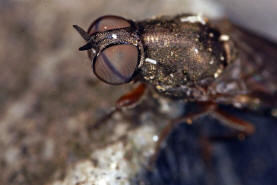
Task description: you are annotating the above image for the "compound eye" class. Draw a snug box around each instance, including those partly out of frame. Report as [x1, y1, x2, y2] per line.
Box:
[94, 44, 138, 85]
[87, 15, 131, 59]
[88, 15, 131, 35]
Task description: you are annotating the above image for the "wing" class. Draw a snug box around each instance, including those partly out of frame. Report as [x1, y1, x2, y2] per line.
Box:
[212, 20, 277, 109]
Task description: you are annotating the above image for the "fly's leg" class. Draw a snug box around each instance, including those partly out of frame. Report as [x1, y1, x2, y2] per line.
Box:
[211, 107, 255, 135]
[199, 134, 213, 167]
[87, 83, 147, 131]
[149, 102, 255, 167]
[198, 107, 256, 168]
[115, 83, 147, 108]
[149, 102, 214, 167]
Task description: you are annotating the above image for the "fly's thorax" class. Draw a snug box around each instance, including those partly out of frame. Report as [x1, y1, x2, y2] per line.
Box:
[137, 16, 233, 99]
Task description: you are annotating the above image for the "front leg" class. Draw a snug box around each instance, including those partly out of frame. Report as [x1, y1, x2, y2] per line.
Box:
[88, 83, 147, 130]
[116, 83, 147, 108]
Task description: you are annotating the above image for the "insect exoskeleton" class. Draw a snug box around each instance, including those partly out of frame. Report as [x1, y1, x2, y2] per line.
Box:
[74, 14, 233, 100]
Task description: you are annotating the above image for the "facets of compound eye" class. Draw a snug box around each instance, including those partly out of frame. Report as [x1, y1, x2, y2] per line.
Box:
[87, 15, 131, 60]
[94, 44, 138, 85]
[87, 15, 131, 35]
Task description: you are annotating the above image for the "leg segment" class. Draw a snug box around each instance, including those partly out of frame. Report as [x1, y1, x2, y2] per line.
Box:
[212, 107, 255, 135]
[149, 102, 255, 167]
[149, 103, 213, 166]
[116, 83, 146, 108]
[88, 83, 147, 130]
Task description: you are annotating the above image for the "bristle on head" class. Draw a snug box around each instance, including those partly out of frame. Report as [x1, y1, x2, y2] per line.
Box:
[79, 42, 93, 51]
[73, 25, 91, 41]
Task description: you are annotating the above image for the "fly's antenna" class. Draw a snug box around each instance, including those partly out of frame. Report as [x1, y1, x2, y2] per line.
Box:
[73, 25, 91, 41]
[73, 25, 94, 51]
[79, 42, 93, 51]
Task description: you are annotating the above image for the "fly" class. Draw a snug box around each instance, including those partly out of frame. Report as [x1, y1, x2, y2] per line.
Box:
[73, 14, 277, 147]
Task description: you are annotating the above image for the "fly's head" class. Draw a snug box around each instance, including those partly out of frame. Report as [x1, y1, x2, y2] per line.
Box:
[74, 15, 145, 85]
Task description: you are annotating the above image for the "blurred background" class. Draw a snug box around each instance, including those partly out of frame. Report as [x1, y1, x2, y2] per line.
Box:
[0, 0, 276, 185]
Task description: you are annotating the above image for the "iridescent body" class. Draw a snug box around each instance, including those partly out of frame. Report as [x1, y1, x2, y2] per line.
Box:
[74, 14, 277, 129]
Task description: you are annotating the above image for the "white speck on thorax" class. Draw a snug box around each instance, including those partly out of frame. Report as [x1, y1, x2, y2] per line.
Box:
[219, 34, 230, 41]
[180, 14, 206, 25]
[145, 58, 157, 65]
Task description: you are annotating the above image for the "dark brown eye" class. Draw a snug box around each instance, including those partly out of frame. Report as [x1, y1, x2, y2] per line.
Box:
[94, 44, 138, 85]
[87, 15, 131, 60]
[88, 15, 131, 35]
